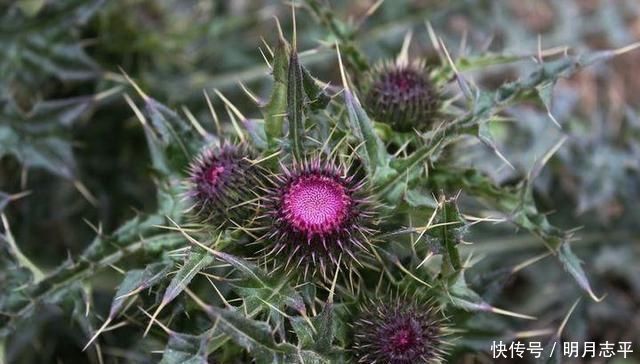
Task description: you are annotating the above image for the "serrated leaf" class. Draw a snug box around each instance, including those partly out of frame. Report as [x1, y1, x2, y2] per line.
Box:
[215, 251, 305, 315]
[243, 118, 268, 150]
[287, 50, 305, 160]
[0, 0, 103, 93]
[144, 99, 201, 173]
[558, 243, 601, 302]
[290, 303, 336, 355]
[0, 123, 75, 179]
[161, 249, 213, 307]
[445, 272, 534, 320]
[160, 332, 208, 364]
[0, 94, 106, 180]
[202, 305, 295, 362]
[445, 272, 488, 311]
[301, 65, 330, 111]
[109, 262, 172, 319]
[427, 196, 466, 273]
[343, 89, 391, 180]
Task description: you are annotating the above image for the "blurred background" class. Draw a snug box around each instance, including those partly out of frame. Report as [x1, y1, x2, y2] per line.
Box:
[1, 0, 639, 363]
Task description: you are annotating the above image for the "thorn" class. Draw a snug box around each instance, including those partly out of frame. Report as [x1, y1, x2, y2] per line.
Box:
[238, 82, 261, 105]
[8, 190, 31, 202]
[611, 41, 640, 56]
[183, 287, 212, 313]
[394, 257, 431, 288]
[416, 252, 434, 269]
[493, 146, 516, 171]
[490, 306, 536, 320]
[512, 328, 555, 340]
[327, 254, 342, 304]
[397, 30, 413, 67]
[273, 16, 285, 40]
[260, 36, 274, 57]
[361, 0, 384, 21]
[123, 94, 158, 142]
[1, 214, 44, 282]
[439, 37, 472, 101]
[537, 34, 543, 64]
[335, 42, 350, 92]
[139, 307, 172, 334]
[181, 106, 208, 138]
[511, 252, 552, 274]
[93, 86, 123, 102]
[425, 21, 444, 63]
[118, 67, 149, 101]
[143, 302, 166, 337]
[82, 318, 112, 352]
[556, 298, 580, 337]
[291, 0, 297, 51]
[74, 180, 98, 206]
[223, 105, 246, 143]
[258, 47, 273, 70]
[203, 89, 222, 136]
[529, 136, 567, 181]
[214, 89, 247, 121]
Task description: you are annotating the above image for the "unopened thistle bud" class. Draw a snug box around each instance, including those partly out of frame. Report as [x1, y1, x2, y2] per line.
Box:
[186, 143, 260, 224]
[364, 60, 440, 132]
[352, 296, 448, 364]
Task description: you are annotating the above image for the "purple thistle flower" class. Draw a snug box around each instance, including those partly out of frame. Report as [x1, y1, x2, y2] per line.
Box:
[263, 159, 375, 279]
[365, 61, 440, 132]
[186, 143, 259, 224]
[352, 296, 447, 364]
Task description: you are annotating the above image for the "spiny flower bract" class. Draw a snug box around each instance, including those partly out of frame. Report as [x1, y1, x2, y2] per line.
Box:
[185, 143, 260, 224]
[262, 159, 375, 279]
[364, 60, 440, 132]
[352, 296, 447, 364]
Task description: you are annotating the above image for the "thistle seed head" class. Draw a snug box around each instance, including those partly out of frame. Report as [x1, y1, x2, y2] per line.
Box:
[186, 143, 259, 224]
[364, 60, 439, 132]
[352, 296, 447, 364]
[264, 159, 375, 279]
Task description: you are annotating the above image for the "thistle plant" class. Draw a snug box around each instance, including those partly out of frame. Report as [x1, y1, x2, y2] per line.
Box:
[2, 1, 640, 364]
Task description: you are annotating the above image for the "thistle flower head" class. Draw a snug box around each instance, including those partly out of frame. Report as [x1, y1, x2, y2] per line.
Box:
[364, 60, 439, 132]
[264, 159, 375, 279]
[352, 296, 447, 364]
[186, 143, 259, 224]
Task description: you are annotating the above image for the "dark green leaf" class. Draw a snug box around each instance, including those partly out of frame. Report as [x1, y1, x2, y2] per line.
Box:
[343, 89, 392, 181]
[215, 251, 305, 315]
[144, 99, 202, 174]
[109, 262, 172, 319]
[201, 305, 295, 362]
[558, 243, 601, 302]
[160, 332, 208, 364]
[301, 66, 330, 111]
[160, 249, 213, 307]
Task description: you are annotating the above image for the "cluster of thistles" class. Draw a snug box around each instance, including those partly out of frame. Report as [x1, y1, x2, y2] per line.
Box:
[184, 56, 447, 363]
[187, 147, 374, 279]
